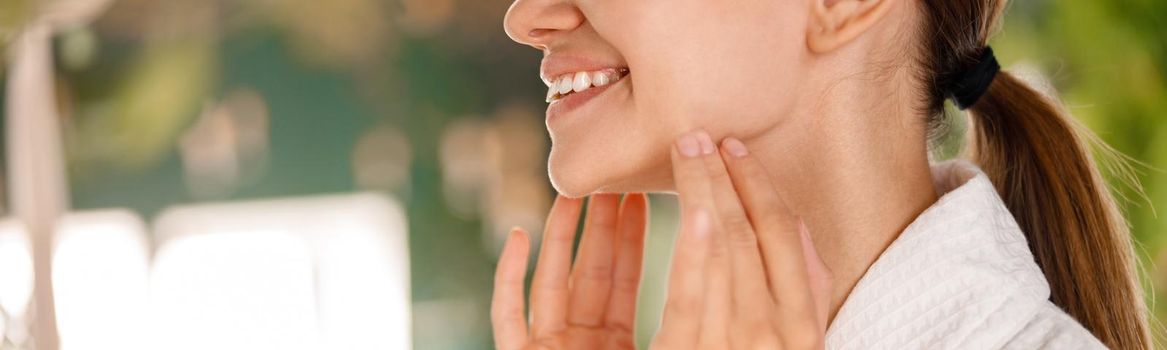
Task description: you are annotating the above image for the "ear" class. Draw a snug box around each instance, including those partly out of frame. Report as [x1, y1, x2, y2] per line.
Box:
[807, 0, 899, 53]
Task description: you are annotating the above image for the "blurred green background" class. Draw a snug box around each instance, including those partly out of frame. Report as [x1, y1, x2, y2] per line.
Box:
[0, 0, 1164, 348]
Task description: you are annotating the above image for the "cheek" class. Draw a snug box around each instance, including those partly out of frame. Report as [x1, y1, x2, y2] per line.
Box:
[554, 0, 811, 195]
[617, 1, 809, 136]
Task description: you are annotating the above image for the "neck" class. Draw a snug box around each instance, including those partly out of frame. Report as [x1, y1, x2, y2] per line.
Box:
[745, 88, 938, 324]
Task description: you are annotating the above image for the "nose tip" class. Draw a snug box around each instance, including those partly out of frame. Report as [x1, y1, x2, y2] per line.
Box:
[504, 0, 585, 49]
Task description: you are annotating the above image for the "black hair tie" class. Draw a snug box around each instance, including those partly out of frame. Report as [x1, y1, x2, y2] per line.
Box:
[948, 47, 1000, 110]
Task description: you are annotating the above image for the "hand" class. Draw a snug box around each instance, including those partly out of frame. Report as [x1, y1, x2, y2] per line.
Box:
[492, 193, 650, 350]
[651, 130, 834, 350]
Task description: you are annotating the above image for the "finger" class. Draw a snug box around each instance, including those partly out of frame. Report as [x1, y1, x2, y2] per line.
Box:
[567, 193, 622, 327]
[530, 196, 585, 336]
[720, 138, 816, 317]
[800, 221, 834, 332]
[604, 193, 649, 332]
[669, 131, 728, 269]
[654, 207, 713, 348]
[492, 228, 531, 350]
[692, 132, 773, 319]
[697, 234, 732, 349]
[670, 131, 733, 347]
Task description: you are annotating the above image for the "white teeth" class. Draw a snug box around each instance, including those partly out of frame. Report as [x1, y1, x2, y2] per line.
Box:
[557, 76, 574, 95]
[572, 72, 591, 93]
[544, 68, 629, 103]
[592, 71, 610, 87]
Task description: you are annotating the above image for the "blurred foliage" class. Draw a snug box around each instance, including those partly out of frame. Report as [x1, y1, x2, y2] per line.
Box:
[0, 0, 31, 71]
[0, 0, 1164, 348]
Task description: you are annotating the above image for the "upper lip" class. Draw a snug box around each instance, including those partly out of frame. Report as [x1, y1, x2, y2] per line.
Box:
[540, 54, 629, 87]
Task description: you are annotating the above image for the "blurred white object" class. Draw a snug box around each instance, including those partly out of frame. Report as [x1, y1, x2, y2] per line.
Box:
[8, 0, 118, 345]
[152, 193, 411, 350]
[0, 220, 33, 348]
[52, 210, 150, 350]
[0, 220, 33, 320]
[149, 232, 320, 350]
[6, 22, 69, 350]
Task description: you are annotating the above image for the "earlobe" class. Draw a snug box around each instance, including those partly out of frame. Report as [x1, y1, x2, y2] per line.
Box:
[806, 0, 899, 53]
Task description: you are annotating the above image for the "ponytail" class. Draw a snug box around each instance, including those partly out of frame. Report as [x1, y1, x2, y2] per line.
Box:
[965, 71, 1151, 349]
[917, 0, 1152, 348]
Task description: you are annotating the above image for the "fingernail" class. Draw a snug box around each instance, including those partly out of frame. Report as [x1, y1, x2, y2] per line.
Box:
[694, 131, 716, 155]
[676, 133, 701, 157]
[722, 138, 749, 157]
[507, 227, 526, 243]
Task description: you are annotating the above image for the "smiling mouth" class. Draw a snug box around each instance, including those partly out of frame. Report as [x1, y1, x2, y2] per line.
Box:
[545, 68, 630, 103]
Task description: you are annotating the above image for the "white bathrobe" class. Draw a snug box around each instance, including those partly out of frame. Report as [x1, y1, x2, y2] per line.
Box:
[824, 161, 1107, 349]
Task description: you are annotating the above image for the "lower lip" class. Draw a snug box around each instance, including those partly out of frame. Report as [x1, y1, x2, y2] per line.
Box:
[546, 78, 625, 125]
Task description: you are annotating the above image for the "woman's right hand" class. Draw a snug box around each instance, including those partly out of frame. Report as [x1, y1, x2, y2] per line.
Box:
[491, 193, 650, 350]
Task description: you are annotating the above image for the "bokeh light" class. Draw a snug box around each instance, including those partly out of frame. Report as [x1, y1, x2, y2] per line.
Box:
[150, 194, 410, 350]
[52, 210, 149, 350]
[0, 220, 33, 322]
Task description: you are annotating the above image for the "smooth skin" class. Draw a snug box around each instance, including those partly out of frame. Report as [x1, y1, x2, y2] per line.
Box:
[505, 0, 940, 328]
[492, 130, 833, 349]
[502, 0, 945, 345]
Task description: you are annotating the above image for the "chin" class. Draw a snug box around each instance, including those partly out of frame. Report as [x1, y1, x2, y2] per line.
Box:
[546, 148, 609, 198]
[546, 145, 675, 198]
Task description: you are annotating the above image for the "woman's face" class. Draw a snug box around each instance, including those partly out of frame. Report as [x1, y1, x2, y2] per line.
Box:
[505, 0, 813, 197]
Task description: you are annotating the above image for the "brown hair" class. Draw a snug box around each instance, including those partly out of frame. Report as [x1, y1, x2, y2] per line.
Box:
[915, 0, 1152, 348]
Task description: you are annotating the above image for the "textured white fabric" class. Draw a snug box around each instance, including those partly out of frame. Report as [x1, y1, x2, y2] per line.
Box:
[823, 160, 1106, 350]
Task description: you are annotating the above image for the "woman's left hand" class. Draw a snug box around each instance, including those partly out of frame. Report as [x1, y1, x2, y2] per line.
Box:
[651, 130, 834, 350]
[491, 193, 649, 350]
